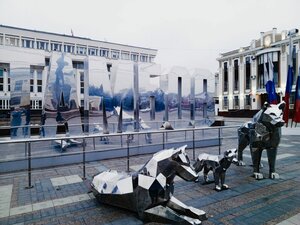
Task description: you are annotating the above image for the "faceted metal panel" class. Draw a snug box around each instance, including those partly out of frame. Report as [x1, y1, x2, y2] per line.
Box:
[43, 53, 81, 137]
[10, 68, 31, 139]
[91, 145, 206, 224]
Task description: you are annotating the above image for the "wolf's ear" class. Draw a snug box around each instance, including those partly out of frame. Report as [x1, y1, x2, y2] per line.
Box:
[263, 102, 270, 110]
[278, 101, 286, 111]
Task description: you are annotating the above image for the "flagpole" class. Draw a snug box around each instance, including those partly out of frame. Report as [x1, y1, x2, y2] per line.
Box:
[284, 29, 299, 127]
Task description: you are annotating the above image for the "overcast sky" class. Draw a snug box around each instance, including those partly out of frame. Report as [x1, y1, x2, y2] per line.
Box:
[1, 0, 300, 73]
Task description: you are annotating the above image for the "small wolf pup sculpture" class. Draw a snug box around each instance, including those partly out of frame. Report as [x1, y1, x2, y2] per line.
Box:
[237, 101, 285, 179]
[193, 149, 237, 191]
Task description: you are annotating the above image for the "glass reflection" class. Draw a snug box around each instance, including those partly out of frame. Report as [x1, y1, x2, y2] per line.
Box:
[10, 68, 30, 139]
[43, 53, 81, 137]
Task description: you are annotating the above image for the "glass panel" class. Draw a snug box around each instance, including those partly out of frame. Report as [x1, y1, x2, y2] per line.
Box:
[43, 53, 82, 137]
[10, 68, 31, 139]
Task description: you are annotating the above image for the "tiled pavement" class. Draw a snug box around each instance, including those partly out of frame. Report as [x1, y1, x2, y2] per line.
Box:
[0, 134, 299, 224]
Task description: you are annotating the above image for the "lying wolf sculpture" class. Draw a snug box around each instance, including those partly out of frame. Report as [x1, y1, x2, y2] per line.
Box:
[237, 101, 285, 179]
[193, 149, 237, 191]
[91, 145, 206, 225]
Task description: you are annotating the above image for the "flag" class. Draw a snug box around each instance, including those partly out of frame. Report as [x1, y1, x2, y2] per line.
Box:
[283, 65, 294, 124]
[264, 59, 277, 104]
[292, 74, 300, 123]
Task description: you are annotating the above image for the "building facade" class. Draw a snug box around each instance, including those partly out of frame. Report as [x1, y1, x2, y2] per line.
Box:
[216, 28, 300, 114]
[0, 25, 158, 115]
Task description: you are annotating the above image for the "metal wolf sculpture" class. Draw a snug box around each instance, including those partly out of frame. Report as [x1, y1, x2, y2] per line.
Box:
[91, 145, 207, 225]
[193, 149, 237, 191]
[237, 101, 285, 179]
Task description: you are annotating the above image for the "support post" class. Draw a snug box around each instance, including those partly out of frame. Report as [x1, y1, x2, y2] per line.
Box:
[25, 142, 33, 189]
[82, 138, 86, 180]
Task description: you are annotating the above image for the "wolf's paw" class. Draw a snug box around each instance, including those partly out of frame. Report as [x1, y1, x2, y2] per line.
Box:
[222, 184, 229, 190]
[254, 172, 264, 180]
[237, 160, 246, 166]
[215, 185, 222, 191]
[270, 173, 279, 179]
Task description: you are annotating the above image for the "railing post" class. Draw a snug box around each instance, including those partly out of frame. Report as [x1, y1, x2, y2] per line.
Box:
[126, 135, 130, 172]
[163, 132, 165, 149]
[218, 127, 221, 155]
[25, 141, 33, 189]
[93, 137, 95, 150]
[82, 138, 86, 180]
[193, 129, 195, 160]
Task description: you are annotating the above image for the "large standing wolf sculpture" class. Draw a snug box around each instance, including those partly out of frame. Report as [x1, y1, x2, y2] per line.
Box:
[91, 145, 207, 225]
[237, 101, 285, 179]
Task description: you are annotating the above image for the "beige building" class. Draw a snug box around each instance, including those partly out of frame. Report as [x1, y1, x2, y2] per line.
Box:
[216, 28, 300, 115]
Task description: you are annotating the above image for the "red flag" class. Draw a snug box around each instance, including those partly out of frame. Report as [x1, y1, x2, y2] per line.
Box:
[292, 75, 300, 123]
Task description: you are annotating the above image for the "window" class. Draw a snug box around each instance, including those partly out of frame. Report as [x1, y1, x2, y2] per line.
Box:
[149, 55, 155, 63]
[0, 68, 3, 91]
[245, 57, 251, 90]
[22, 38, 34, 48]
[30, 100, 42, 109]
[245, 95, 251, 106]
[45, 58, 50, 67]
[234, 96, 239, 108]
[37, 40, 48, 50]
[140, 55, 148, 62]
[106, 64, 112, 72]
[257, 51, 280, 89]
[50, 42, 62, 51]
[14, 80, 23, 92]
[0, 35, 3, 45]
[80, 72, 84, 94]
[223, 96, 228, 107]
[72, 61, 84, 69]
[30, 68, 34, 92]
[77, 45, 87, 55]
[111, 50, 119, 59]
[100, 48, 109, 57]
[64, 44, 75, 53]
[131, 53, 138, 62]
[121, 51, 130, 60]
[223, 62, 228, 92]
[5, 36, 19, 46]
[234, 59, 239, 91]
[0, 99, 9, 109]
[88, 47, 98, 56]
[7, 76, 10, 92]
[292, 45, 298, 85]
[37, 69, 43, 93]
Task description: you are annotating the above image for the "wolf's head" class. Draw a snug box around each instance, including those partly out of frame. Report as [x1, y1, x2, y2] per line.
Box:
[224, 148, 238, 164]
[261, 101, 285, 128]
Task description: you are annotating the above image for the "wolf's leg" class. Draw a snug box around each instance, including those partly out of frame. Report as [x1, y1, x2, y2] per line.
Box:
[213, 171, 221, 191]
[267, 148, 279, 179]
[237, 130, 249, 166]
[220, 172, 229, 189]
[251, 147, 263, 179]
[167, 196, 207, 221]
[144, 204, 205, 225]
[203, 166, 210, 183]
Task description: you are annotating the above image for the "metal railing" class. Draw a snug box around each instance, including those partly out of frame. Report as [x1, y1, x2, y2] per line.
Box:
[0, 124, 240, 188]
